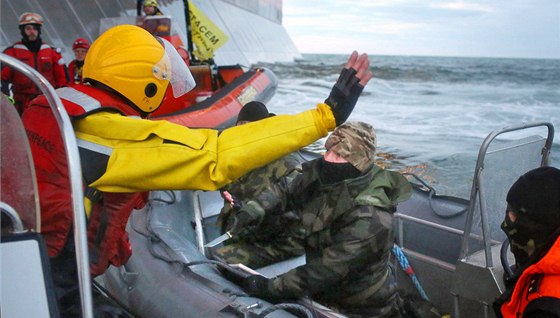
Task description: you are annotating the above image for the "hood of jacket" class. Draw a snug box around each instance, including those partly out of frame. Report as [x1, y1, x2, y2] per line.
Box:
[355, 165, 412, 210]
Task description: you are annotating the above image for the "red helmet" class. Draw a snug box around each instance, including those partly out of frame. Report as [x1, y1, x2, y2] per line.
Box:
[19, 12, 43, 26]
[72, 38, 90, 50]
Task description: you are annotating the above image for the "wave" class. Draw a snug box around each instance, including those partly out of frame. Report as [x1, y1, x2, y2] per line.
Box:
[266, 54, 560, 195]
[263, 54, 560, 86]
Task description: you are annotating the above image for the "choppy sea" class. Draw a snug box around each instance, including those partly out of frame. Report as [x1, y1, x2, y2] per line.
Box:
[262, 54, 560, 198]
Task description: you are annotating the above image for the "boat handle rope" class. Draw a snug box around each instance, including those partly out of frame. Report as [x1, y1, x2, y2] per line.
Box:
[402, 172, 468, 219]
[500, 239, 514, 279]
[149, 190, 177, 204]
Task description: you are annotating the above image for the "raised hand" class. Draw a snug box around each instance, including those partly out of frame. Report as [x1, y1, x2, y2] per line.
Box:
[325, 51, 373, 126]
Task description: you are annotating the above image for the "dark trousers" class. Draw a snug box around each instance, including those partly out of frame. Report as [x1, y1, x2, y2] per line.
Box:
[50, 236, 83, 318]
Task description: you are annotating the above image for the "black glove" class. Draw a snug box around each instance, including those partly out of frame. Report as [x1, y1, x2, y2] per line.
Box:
[220, 190, 244, 211]
[230, 195, 243, 212]
[226, 208, 259, 235]
[243, 274, 271, 297]
[324, 67, 364, 126]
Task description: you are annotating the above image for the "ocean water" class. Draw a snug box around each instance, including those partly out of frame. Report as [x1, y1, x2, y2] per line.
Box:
[263, 54, 560, 198]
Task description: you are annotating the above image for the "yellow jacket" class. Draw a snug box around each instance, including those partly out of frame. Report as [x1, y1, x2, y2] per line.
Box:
[75, 103, 335, 192]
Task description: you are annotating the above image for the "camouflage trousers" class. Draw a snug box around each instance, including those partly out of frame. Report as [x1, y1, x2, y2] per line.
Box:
[212, 236, 305, 269]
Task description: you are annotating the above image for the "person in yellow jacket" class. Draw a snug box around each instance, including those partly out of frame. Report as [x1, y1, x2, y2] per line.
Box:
[21, 24, 372, 316]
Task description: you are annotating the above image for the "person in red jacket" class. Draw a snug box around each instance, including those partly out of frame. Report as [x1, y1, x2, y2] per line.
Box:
[67, 38, 89, 84]
[1, 12, 68, 115]
[21, 24, 372, 317]
[494, 166, 560, 318]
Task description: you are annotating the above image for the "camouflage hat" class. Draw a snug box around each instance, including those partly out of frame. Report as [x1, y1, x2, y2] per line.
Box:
[324, 121, 376, 172]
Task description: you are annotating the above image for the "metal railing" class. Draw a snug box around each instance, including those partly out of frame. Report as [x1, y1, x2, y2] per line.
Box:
[1, 53, 94, 318]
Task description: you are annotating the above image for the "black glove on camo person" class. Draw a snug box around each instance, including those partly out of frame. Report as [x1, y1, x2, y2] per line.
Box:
[225, 201, 265, 236]
[325, 51, 371, 126]
[244, 274, 273, 298]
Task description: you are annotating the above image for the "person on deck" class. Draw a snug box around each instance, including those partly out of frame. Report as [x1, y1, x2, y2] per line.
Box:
[21, 24, 372, 317]
[494, 166, 560, 318]
[213, 101, 306, 269]
[143, 0, 164, 16]
[226, 121, 412, 317]
[67, 38, 90, 84]
[1, 12, 68, 115]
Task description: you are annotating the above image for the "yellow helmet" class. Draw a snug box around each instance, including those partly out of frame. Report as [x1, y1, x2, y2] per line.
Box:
[143, 0, 158, 7]
[83, 25, 194, 113]
[19, 12, 44, 26]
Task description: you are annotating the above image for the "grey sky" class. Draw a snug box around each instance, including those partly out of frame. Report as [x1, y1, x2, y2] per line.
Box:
[282, 0, 560, 59]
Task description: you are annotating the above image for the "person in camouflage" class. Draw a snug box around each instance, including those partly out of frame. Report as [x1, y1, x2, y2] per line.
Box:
[226, 121, 412, 317]
[213, 101, 306, 268]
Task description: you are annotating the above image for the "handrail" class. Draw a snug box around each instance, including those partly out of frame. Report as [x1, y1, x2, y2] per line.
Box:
[459, 122, 554, 266]
[0, 53, 94, 318]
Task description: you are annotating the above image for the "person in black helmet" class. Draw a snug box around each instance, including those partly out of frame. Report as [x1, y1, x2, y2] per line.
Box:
[494, 166, 560, 318]
[1, 12, 68, 114]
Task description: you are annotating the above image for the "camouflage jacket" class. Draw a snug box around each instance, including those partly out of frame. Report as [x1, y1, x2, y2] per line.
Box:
[218, 151, 305, 241]
[246, 158, 412, 310]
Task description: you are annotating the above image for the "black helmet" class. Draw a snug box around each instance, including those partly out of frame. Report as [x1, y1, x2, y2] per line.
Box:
[507, 166, 560, 228]
[502, 166, 560, 267]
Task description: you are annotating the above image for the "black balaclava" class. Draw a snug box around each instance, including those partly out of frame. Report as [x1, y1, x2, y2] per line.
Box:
[319, 158, 361, 185]
[501, 166, 560, 268]
[19, 24, 42, 52]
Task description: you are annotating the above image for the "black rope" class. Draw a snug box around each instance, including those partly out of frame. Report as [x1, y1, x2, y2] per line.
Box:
[150, 190, 176, 204]
[403, 172, 468, 219]
[500, 239, 514, 279]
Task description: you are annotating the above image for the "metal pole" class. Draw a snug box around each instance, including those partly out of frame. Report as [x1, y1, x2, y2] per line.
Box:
[0, 53, 94, 318]
[183, 0, 195, 57]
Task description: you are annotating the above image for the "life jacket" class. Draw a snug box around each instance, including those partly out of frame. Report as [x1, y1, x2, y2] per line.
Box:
[2, 42, 67, 112]
[501, 235, 560, 317]
[26, 85, 148, 276]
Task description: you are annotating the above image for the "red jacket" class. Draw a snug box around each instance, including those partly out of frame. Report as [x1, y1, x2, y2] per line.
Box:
[67, 60, 83, 84]
[501, 235, 560, 317]
[2, 41, 68, 113]
[22, 85, 147, 276]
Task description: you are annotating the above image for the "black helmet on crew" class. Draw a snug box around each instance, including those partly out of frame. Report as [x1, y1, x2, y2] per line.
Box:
[236, 101, 274, 125]
[501, 166, 560, 267]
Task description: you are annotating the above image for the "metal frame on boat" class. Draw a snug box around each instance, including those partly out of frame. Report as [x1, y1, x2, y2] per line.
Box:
[0, 53, 94, 318]
[395, 122, 553, 317]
